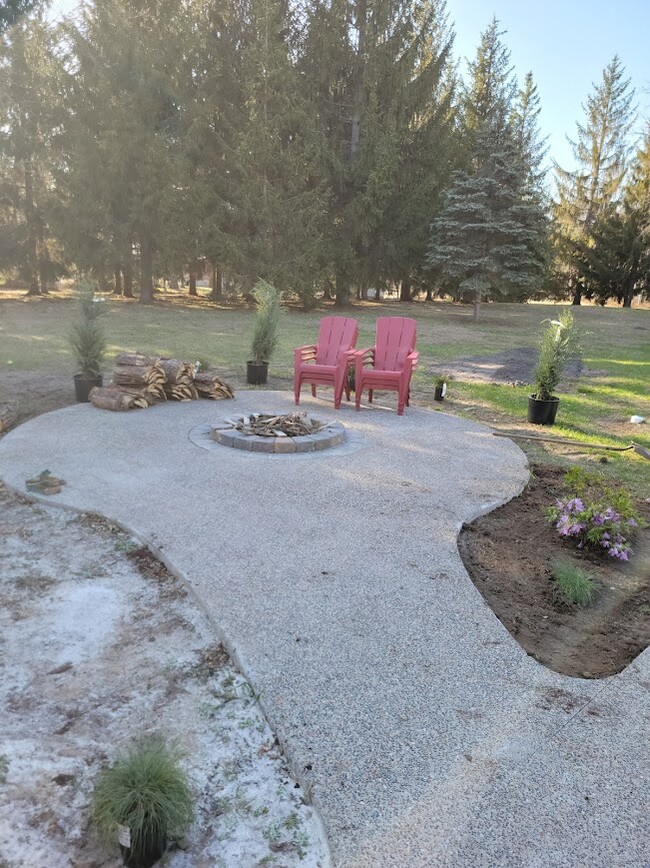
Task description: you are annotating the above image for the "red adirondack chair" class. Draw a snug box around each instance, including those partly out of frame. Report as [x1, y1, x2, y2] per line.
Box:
[354, 317, 418, 415]
[294, 316, 359, 408]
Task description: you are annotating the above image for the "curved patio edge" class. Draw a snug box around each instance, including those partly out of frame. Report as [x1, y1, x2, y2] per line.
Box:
[1, 393, 648, 867]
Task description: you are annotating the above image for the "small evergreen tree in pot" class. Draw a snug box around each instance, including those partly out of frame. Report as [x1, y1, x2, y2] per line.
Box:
[529, 309, 580, 424]
[69, 280, 107, 401]
[247, 279, 282, 384]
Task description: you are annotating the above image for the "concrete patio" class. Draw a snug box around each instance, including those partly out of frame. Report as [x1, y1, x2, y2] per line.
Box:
[0, 392, 648, 867]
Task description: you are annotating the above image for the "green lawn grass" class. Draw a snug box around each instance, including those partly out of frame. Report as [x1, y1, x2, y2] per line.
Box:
[2, 288, 649, 493]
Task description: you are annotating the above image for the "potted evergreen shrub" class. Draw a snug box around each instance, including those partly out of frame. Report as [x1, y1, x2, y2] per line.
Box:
[528, 309, 580, 425]
[247, 279, 282, 385]
[92, 734, 193, 868]
[69, 280, 107, 402]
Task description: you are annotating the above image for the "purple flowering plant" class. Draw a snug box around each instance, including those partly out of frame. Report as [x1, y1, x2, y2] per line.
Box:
[546, 468, 643, 562]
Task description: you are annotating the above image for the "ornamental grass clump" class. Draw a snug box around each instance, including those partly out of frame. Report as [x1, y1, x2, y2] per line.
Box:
[546, 467, 642, 562]
[92, 734, 193, 868]
[550, 558, 601, 607]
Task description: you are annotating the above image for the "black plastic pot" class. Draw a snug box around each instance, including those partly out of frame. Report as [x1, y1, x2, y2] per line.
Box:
[527, 394, 560, 425]
[434, 383, 446, 401]
[246, 361, 269, 385]
[120, 839, 166, 868]
[74, 373, 103, 402]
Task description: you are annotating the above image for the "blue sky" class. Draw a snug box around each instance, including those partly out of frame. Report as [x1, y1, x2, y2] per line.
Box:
[449, 0, 650, 171]
[50, 0, 649, 174]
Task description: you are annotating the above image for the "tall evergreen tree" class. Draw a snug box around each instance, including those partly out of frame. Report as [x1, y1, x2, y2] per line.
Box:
[553, 55, 635, 304]
[0, 13, 60, 294]
[462, 16, 515, 155]
[511, 71, 548, 197]
[214, 0, 328, 306]
[0, 0, 37, 32]
[577, 131, 650, 307]
[427, 21, 547, 320]
[300, 0, 455, 305]
[56, 0, 192, 302]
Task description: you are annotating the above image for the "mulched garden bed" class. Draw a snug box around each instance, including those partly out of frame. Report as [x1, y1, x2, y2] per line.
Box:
[458, 465, 650, 679]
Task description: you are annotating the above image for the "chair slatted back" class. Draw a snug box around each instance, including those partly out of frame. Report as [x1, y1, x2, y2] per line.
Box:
[374, 317, 417, 371]
[315, 317, 359, 365]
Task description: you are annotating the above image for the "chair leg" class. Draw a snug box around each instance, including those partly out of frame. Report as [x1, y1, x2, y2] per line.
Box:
[368, 389, 373, 404]
[294, 375, 301, 405]
[311, 384, 317, 398]
[355, 386, 362, 411]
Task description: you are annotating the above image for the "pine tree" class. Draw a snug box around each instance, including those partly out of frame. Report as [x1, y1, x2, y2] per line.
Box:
[428, 126, 546, 320]
[0, 13, 61, 294]
[577, 132, 650, 307]
[212, 0, 328, 307]
[511, 72, 548, 197]
[0, 0, 37, 32]
[462, 17, 516, 155]
[300, 0, 455, 305]
[427, 21, 547, 320]
[553, 56, 635, 304]
[56, 0, 192, 302]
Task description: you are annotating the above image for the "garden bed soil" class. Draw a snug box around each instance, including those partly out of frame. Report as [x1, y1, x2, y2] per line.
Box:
[458, 465, 650, 679]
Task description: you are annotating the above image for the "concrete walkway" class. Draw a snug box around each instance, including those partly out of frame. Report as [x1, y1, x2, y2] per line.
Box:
[1, 392, 648, 867]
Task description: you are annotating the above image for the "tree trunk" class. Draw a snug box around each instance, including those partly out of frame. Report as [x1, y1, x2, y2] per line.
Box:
[473, 290, 481, 322]
[425, 286, 433, 301]
[399, 281, 410, 302]
[334, 275, 350, 307]
[571, 286, 582, 305]
[622, 292, 633, 308]
[114, 267, 123, 296]
[209, 262, 223, 301]
[22, 155, 40, 296]
[322, 280, 333, 301]
[189, 270, 197, 296]
[349, 0, 367, 167]
[139, 235, 154, 304]
[123, 261, 134, 299]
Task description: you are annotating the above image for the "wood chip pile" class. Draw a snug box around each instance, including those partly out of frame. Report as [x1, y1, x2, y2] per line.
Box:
[229, 412, 325, 438]
[90, 353, 234, 411]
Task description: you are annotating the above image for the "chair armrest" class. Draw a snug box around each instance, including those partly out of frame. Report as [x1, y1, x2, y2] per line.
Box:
[354, 347, 375, 367]
[407, 350, 419, 370]
[294, 345, 317, 364]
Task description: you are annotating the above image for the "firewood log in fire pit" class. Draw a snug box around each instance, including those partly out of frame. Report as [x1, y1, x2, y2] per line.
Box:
[230, 412, 325, 437]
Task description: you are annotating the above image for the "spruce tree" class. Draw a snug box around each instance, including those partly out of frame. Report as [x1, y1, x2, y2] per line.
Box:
[211, 0, 328, 307]
[553, 56, 635, 304]
[56, 0, 192, 302]
[427, 21, 547, 320]
[300, 0, 455, 305]
[577, 132, 650, 307]
[0, 0, 37, 32]
[0, 13, 61, 295]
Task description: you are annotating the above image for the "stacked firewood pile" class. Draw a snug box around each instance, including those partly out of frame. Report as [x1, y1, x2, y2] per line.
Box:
[230, 412, 325, 438]
[90, 353, 234, 411]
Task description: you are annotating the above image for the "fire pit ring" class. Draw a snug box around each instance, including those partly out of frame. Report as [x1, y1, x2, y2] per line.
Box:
[210, 413, 345, 454]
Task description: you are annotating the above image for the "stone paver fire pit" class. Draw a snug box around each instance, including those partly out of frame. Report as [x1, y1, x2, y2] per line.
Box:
[210, 412, 345, 453]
